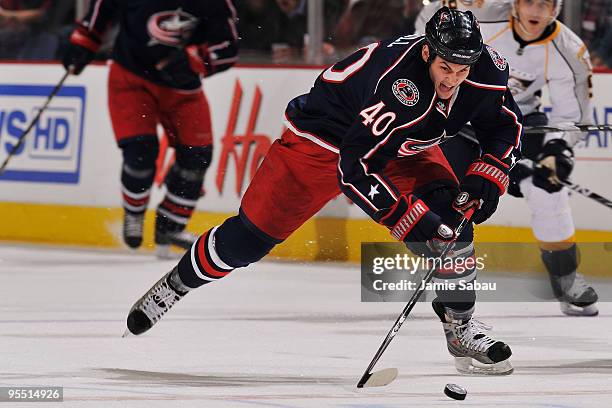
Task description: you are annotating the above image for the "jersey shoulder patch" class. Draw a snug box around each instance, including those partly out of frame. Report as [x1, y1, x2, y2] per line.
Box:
[485, 45, 508, 70]
[466, 43, 509, 90]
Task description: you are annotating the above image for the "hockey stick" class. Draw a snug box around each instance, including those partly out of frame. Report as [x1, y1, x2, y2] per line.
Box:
[528, 164, 612, 210]
[560, 179, 612, 209]
[357, 207, 475, 388]
[453, 130, 612, 210]
[523, 124, 612, 134]
[0, 70, 70, 174]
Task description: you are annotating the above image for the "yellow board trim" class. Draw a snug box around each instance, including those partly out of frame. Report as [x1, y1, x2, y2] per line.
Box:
[1, 202, 611, 276]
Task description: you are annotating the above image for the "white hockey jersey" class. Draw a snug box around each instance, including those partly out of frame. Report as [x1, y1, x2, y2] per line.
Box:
[416, 0, 593, 146]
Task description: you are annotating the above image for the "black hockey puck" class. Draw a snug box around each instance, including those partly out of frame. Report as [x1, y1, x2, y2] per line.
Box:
[444, 383, 467, 400]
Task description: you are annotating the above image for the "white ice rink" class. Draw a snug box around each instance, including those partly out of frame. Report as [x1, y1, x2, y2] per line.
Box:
[1, 244, 611, 408]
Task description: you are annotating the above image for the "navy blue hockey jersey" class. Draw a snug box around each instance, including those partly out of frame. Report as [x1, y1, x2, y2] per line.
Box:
[284, 34, 523, 221]
[80, 0, 238, 90]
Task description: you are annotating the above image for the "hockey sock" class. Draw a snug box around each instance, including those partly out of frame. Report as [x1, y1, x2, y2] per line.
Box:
[175, 212, 277, 288]
[157, 145, 212, 233]
[541, 244, 579, 298]
[176, 227, 234, 288]
[120, 137, 159, 216]
[433, 242, 477, 316]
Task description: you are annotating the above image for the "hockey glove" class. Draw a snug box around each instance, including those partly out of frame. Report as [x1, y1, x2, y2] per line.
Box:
[379, 194, 455, 257]
[62, 24, 101, 75]
[507, 162, 532, 198]
[533, 139, 574, 193]
[454, 154, 510, 224]
[156, 45, 210, 87]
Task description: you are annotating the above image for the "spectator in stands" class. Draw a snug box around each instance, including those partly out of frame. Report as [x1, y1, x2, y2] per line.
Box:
[592, 24, 612, 68]
[238, 0, 280, 53]
[238, 0, 345, 63]
[334, 0, 423, 50]
[0, 0, 55, 60]
[582, 0, 612, 68]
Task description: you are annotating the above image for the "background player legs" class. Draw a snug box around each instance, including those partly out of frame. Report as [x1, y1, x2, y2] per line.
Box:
[107, 62, 161, 249]
[516, 112, 598, 316]
[155, 144, 213, 257]
[520, 178, 599, 315]
[155, 85, 215, 257]
[120, 136, 159, 249]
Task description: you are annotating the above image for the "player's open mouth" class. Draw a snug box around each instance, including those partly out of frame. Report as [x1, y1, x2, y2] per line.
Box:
[528, 19, 540, 26]
[440, 84, 454, 93]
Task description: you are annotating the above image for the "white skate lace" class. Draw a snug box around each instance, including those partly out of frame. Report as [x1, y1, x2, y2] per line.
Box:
[141, 281, 180, 323]
[456, 319, 496, 353]
[124, 214, 144, 237]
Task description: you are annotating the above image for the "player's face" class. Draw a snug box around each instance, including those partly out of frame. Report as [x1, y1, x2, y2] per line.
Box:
[514, 0, 555, 40]
[428, 56, 471, 100]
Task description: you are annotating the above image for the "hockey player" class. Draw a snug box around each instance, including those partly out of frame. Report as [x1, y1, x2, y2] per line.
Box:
[417, 0, 599, 316]
[125, 8, 522, 375]
[61, 1, 238, 257]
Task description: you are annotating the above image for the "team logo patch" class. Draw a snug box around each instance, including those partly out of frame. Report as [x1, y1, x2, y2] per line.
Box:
[147, 8, 199, 47]
[397, 132, 446, 157]
[439, 11, 451, 23]
[486, 45, 507, 71]
[392, 79, 419, 107]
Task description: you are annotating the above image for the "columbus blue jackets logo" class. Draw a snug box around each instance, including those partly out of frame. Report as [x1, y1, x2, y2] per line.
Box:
[392, 79, 419, 107]
[397, 132, 446, 157]
[147, 8, 199, 47]
[486, 46, 507, 71]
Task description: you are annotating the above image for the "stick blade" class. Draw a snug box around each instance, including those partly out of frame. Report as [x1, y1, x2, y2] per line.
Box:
[357, 368, 398, 388]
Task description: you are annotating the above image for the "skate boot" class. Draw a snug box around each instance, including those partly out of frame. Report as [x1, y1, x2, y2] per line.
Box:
[550, 272, 599, 317]
[432, 299, 513, 375]
[123, 211, 144, 249]
[125, 267, 189, 335]
[154, 211, 197, 259]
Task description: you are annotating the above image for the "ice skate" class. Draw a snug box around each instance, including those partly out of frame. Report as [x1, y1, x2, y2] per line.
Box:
[126, 267, 188, 335]
[154, 211, 197, 259]
[550, 272, 599, 317]
[432, 299, 513, 375]
[123, 212, 144, 249]
[155, 229, 197, 259]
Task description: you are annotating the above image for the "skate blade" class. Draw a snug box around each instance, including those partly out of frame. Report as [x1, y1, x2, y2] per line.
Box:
[359, 368, 398, 388]
[122, 328, 132, 338]
[454, 357, 513, 376]
[560, 302, 599, 317]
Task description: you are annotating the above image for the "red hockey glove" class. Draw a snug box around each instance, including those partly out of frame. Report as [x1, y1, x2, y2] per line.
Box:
[156, 45, 210, 87]
[454, 154, 510, 224]
[62, 23, 101, 75]
[379, 194, 455, 256]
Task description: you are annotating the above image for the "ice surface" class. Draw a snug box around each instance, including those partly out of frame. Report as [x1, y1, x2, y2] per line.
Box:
[1, 244, 611, 407]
